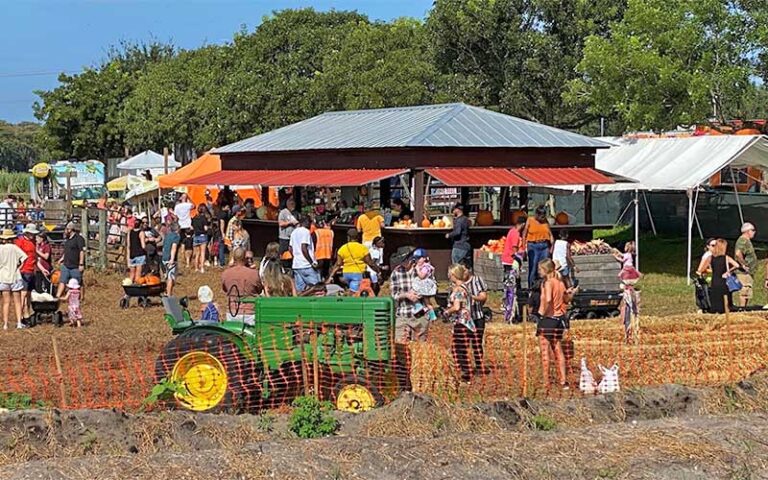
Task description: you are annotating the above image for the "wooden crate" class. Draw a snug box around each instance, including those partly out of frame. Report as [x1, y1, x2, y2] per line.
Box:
[519, 253, 620, 291]
[473, 250, 505, 290]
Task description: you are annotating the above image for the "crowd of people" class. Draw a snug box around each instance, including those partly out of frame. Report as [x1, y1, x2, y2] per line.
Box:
[695, 221, 766, 314]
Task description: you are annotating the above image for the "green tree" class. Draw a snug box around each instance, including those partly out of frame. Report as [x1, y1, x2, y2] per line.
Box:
[315, 18, 445, 111]
[33, 42, 174, 160]
[428, 0, 625, 129]
[122, 44, 235, 152]
[568, 0, 759, 131]
[0, 121, 49, 171]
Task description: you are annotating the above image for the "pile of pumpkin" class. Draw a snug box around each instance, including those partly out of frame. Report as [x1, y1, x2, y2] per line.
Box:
[121, 274, 162, 287]
[480, 236, 506, 254]
[392, 215, 455, 229]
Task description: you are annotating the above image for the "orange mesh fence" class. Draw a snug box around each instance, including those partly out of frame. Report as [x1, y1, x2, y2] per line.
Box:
[4, 315, 768, 412]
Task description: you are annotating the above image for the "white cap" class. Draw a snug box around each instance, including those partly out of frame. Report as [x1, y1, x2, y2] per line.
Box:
[67, 278, 80, 289]
[197, 285, 213, 304]
[741, 222, 756, 233]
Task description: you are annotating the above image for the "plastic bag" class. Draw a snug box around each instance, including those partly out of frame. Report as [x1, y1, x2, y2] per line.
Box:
[597, 364, 620, 394]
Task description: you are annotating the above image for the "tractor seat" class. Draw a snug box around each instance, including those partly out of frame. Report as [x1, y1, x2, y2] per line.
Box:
[162, 296, 186, 326]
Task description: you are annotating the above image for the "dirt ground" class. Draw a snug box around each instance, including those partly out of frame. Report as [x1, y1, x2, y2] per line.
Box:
[1, 371, 768, 479]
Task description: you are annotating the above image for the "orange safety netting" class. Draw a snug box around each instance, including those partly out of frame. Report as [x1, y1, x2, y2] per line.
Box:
[8, 317, 768, 412]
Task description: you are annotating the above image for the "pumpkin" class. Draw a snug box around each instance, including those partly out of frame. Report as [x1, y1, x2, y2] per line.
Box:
[421, 215, 431, 228]
[136, 276, 147, 286]
[121, 278, 132, 286]
[441, 216, 453, 228]
[51, 270, 61, 285]
[265, 205, 279, 221]
[433, 219, 444, 228]
[555, 211, 570, 225]
[511, 209, 527, 225]
[736, 128, 762, 136]
[475, 210, 494, 226]
[145, 274, 161, 286]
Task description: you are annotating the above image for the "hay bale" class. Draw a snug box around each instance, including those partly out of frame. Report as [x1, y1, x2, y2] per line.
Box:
[408, 341, 460, 399]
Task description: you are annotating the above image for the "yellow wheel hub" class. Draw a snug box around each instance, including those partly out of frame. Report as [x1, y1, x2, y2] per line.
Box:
[171, 351, 228, 411]
[336, 384, 376, 413]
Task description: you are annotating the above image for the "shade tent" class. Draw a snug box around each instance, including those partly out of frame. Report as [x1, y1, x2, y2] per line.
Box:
[106, 174, 147, 192]
[157, 152, 219, 188]
[117, 150, 180, 174]
[156, 152, 274, 207]
[592, 135, 768, 192]
[584, 135, 768, 281]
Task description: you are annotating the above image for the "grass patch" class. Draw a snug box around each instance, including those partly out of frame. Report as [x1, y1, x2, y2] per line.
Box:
[0, 392, 46, 410]
[530, 414, 557, 431]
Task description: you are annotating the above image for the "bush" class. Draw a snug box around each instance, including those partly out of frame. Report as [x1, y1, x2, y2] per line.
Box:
[288, 395, 339, 439]
[530, 414, 557, 431]
[0, 392, 46, 410]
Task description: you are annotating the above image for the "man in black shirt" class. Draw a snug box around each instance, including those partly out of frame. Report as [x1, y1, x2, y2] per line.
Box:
[446, 203, 471, 266]
[57, 222, 86, 298]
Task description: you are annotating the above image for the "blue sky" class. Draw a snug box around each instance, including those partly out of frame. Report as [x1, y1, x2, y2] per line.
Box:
[0, 0, 434, 123]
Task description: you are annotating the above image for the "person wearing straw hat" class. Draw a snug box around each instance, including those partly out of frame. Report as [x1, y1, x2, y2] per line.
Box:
[0, 228, 28, 330]
[15, 223, 38, 323]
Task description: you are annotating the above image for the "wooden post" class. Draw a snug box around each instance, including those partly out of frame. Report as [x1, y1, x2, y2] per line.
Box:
[65, 174, 72, 219]
[460, 187, 470, 209]
[80, 206, 88, 301]
[519, 187, 529, 211]
[724, 296, 734, 381]
[52, 337, 67, 408]
[500, 186, 511, 224]
[261, 186, 270, 206]
[298, 320, 310, 396]
[310, 321, 320, 398]
[379, 179, 391, 211]
[98, 209, 107, 271]
[413, 170, 425, 222]
[521, 305, 528, 398]
[584, 185, 593, 226]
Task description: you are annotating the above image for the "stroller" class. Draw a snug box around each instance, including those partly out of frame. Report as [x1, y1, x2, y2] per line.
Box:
[29, 272, 63, 327]
[694, 276, 712, 313]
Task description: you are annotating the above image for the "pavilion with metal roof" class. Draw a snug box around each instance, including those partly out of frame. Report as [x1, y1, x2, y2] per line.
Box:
[186, 103, 617, 277]
[197, 103, 612, 220]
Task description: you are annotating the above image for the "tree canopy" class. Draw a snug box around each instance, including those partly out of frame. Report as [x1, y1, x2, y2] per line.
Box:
[568, 0, 765, 131]
[20, 2, 768, 164]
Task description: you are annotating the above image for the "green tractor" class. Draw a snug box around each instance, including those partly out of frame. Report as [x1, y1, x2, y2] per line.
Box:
[156, 296, 408, 413]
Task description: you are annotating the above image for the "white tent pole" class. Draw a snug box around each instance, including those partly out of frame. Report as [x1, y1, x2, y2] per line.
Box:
[642, 192, 658, 236]
[634, 189, 640, 272]
[615, 197, 634, 224]
[730, 167, 745, 225]
[692, 188, 703, 240]
[687, 189, 693, 285]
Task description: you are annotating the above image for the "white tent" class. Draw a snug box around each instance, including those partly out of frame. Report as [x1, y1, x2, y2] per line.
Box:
[592, 135, 768, 191]
[590, 135, 768, 281]
[117, 150, 180, 176]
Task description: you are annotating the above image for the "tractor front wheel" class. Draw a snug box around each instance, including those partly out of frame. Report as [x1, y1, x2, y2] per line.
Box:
[332, 375, 384, 413]
[154, 333, 258, 413]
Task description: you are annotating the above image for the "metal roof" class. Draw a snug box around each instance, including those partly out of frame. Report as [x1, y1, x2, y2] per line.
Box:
[426, 168, 527, 187]
[214, 103, 609, 154]
[513, 167, 614, 186]
[185, 169, 408, 187]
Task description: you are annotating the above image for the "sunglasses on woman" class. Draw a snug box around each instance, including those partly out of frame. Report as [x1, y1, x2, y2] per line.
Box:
[708, 243, 716, 248]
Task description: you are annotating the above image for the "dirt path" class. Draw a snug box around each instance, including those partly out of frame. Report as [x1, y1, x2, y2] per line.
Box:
[1, 413, 766, 479]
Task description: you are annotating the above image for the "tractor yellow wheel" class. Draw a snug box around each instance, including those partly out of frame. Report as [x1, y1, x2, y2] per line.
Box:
[333, 376, 384, 413]
[171, 351, 228, 411]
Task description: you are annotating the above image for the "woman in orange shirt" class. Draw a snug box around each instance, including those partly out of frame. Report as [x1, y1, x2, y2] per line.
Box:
[521, 205, 553, 288]
[537, 259, 573, 390]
